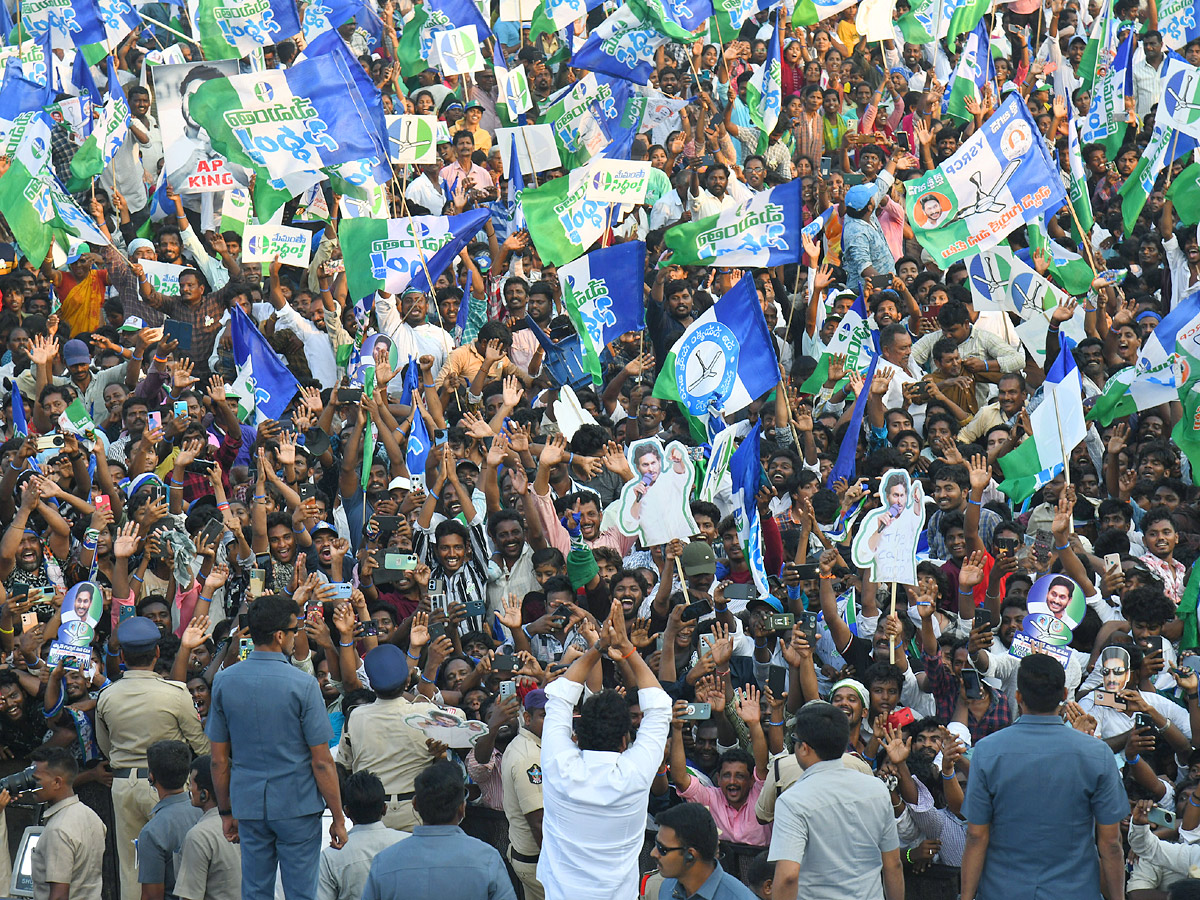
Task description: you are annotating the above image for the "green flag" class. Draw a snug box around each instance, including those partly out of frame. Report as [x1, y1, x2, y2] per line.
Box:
[396, 3, 454, 77]
[1066, 117, 1094, 240]
[946, 0, 991, 42]
[1168, 163, 1200, 226]
[1026, 222, 1094, 297]
[522, 164, 609, 266]
[1180, 564, 1200, 652]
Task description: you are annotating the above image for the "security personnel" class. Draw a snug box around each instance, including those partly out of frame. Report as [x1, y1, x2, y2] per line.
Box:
[500, 688, 547, 900]
[97, 616, 210, 900]
[341, 645, 460, 832]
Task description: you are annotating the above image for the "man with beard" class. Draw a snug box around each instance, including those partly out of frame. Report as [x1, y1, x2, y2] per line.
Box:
[0, 470, 71, 599]
[483, 508, 538, 622]
[891, 717, 968, 867]
[668, 692, 771, 847]
[646, 276, 695, 365]
[105, 395, 151, 465]
[531, 441, 636, 558]
[374, 288, 455, 379]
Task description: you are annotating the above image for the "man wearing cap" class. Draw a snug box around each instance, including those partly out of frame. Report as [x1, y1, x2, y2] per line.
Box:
[500, 689, 548, 900]
[97, 616, 211, 900]
[841, 162, 910, 294]
[341, 644, 460, 833]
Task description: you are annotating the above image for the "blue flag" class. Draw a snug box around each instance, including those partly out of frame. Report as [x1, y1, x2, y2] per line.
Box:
[826, 352, 879, 489]
[427, 0, 492, 43]
[299, 27, 387, 150]
[0, 59, 54, 120]
[508, 137, 526, 232]
[71, 52, 102, 138]
[728, 420, 775, 607]
[802, 205, 836, 239]
[560, 241, 646, 383]
[407, 406, 431, 479]
[0, 0, 12, 39]
[10, 388, 27, 437]
[230, 305, 300, 422]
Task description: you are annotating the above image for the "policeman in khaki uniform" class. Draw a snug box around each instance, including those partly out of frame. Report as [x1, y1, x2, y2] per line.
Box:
[96, 617, 211, 900]
[341, 645, 465, 832]
[500, 688, 547, 900]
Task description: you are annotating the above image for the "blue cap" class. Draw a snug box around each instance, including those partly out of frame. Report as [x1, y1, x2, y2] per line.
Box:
[312, 521, 338, 536]
[845, 183, 877, 212]
[63, 339, 91, 367]
[364, 645, 409, 692]
[118, 616, 162, 653]
[523, 688, 548, 710]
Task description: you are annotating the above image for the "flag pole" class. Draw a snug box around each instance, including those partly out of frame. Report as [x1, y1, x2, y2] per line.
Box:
[1049, 386, 1074, 534]
[1165, 130, 1182, 189]
[1062, 200, 1100, 276]
[133, 10, 195, 49]
[889, 581, 897, 663]
[518, 129, 539, 187]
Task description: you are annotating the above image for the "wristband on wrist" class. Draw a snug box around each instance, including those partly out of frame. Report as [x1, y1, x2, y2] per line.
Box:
[767, 718, 784, 726]
[958, 588, 974, 594]
[1190, 794, 1200, 808]
[198, 595, 212, 606]
[522, 624, 533, 640]
[0, 625, 13, 635]
[418, 670, 435, 683]
[219, 809, 232, 816]
[715, 668, 729, 676]
[338, 640, 355, 647]
[406, 649, 420, 661]
[620, 646, 637, 660]
[941, 770, 956, 779]
[1126, 753, 1140, 766]
[1054, 543, 1070, 551]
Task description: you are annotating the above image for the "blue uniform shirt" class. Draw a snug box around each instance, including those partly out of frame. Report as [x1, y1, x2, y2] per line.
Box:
[207, 650, 332, 820]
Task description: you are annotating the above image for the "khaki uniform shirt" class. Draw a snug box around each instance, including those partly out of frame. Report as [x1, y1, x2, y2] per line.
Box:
[32, 796, 106, 900]
[500, 728, 543, 856]
[173, 808, 241, 900]
[755, 752, 872, 823]
[340, 696, 461, 830]
[97, 670, 211, 767]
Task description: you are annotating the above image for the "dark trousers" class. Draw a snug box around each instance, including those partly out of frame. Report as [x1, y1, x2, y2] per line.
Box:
[238, 812, 322, 900]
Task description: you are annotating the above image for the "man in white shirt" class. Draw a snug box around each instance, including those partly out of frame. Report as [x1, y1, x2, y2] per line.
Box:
[266, 259, 337, 389]
[691, 164, 741, 220]
[538, 601, 671, 900]
[374, 288, 455, 380]
[650, 171, 691, 231]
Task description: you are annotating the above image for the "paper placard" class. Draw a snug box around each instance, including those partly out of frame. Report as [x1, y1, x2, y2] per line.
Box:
[386, 114, 439, 164]
[585, 159, 652, 204]
[139, 260, 188, 296]
[242, 224, 313, 267]
[1008, 631, 1071, 668]
[499, 0, 541, 22]
[48, 641, 93, 674]
[496, 125, 562, 177]
[432, 26, 485, 75]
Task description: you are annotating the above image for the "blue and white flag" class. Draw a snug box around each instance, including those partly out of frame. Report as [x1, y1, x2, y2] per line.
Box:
[0, 58, 54, 120]
[905, 93, 1067, 266]
[407, 404, 431, 479]
[230, 304, 300, 422]
[91, 0, 141, 52]
[570, 0, 692, 85]
[1159, 53, 1200, 141]
[188, 55, 389, 183]
[826, 352, 878, 489]
[507, 137, 526, 232]
[427, 0, 492, 44]
[1158, 0, 1200, 52]
[1080, 27, 1134, 146]
[300, 27, 387, 148]
[943, 19, 994, 121]
[802, 205, 836, 239]
[341, 207, 490, 299]
[560, 241, 646, 384]
[651, 273, 779, 441]
[728, 421, 775, 608]
[303, 0, 383, 47]
[653, 0, 715, 33]
[10, 386, 27, 437]
[493, 41, 531, 121]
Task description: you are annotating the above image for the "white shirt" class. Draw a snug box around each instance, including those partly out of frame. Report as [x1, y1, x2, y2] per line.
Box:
[538, 679, 671, 900]
[274, 304, 337, 389]
[691, 189, 740, 221]
[373, 292, 454, 378]
[649, 191, 687, 231]
[1079, 689, 1191, 741]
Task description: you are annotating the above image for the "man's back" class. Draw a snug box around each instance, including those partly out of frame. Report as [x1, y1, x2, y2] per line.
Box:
[767, 760, 898, 900]
[207, 651, 330, 820]
[138, 793, 202, 898]
[317, 822, 407, 900]
[361, 825, 515, 900]
[97, 670, 210, 764]
[174, 808, 242, 900]
[538, 681, 672, 900]
[964, 715, 1127, 898]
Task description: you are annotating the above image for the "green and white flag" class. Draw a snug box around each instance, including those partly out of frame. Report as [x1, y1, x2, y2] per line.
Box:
[1026, 222, 1095, 297]
[798, 293, 871, 394]
[220, 185, 253, 235]
[1079, 0, 1117, 93]
[395, 3, 454, 77]
[745, 14, 782, 138]
[1167, 162, 1200, 225]
[67, 57, 130, 193]
[1066, 115, 1094, 238]
[944, 20, 992, 123]
[1090, 290, 1200, 425]
[998, 346, 1086, 501]
[560, 242, 647, 384]
[0, 111, 62, 264]
[139, 260, 187, 296]
[522, 160, 612, 266]
[188, 0, 303, 60]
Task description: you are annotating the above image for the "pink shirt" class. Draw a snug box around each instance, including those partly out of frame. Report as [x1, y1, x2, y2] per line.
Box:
[679, 772, 771, 847]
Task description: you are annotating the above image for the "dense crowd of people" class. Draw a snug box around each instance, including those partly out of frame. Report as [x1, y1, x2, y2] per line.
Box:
[1, 0, 1200, 898]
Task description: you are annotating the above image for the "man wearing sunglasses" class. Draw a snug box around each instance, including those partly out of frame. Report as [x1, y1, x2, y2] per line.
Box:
[649, 803, 758, 900]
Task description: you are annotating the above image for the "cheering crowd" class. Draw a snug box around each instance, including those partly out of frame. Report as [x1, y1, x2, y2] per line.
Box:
[2, 0, 1200, 897]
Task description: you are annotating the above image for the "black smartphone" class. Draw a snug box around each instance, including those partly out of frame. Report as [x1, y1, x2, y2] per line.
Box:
[724, 584, 753, 601]
[797, 611, 820, 644]
[493, 653, 515, 673]
[896, 130, 911, 152]
[199, 517, 224, 546]
[962, 668, 983, 700]
[297, 483, 316, 501]
[871, 273, 893, 290]
[681, 599, 713, 621]
[768, 664, 787, 697]
[338, 388, 363, 403]
[184, 460, 215, 474]
[429, 622, 447, 639]
[994, 536, 1019, 556]
[1134, 712, 1157, 732]
[356, 623, 379, 637]
[238, 613, 249, 630]
[465, 599, 486, 617]
[374, 515, 402, 532]
[163, 319, 193, 351]
[974, 608, 994, 630]
[795, 563, 819, 581]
